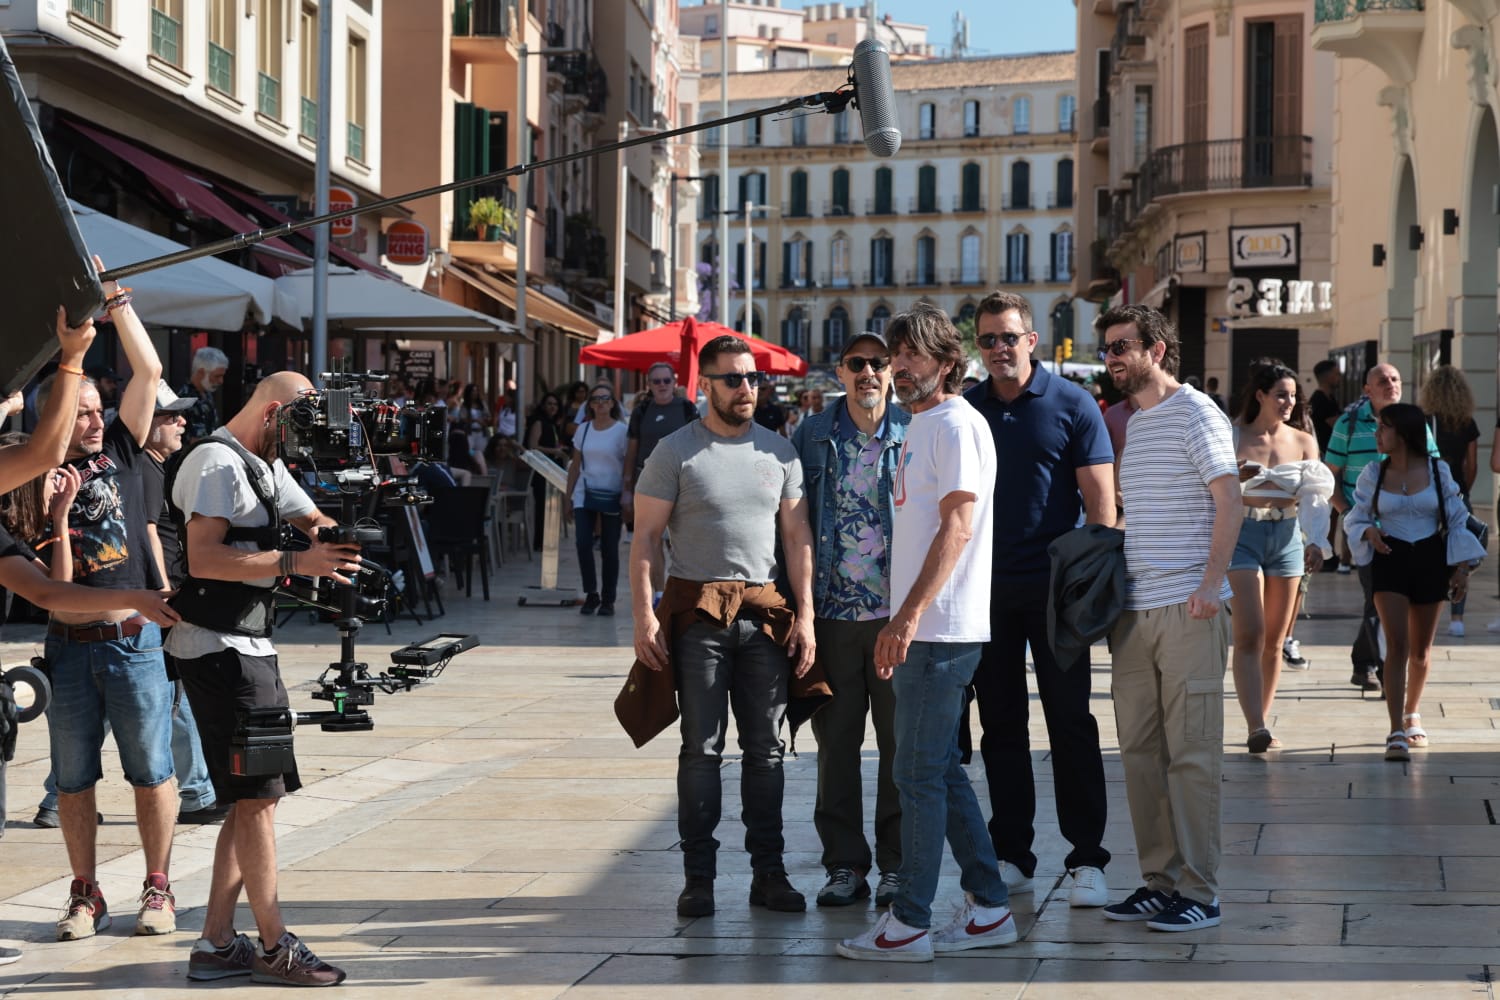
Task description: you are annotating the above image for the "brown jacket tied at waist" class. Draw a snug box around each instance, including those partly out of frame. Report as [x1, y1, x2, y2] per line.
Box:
[614, 577, 831, 748]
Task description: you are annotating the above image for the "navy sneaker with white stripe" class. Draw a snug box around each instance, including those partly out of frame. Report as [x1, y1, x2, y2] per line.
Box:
[1146, 893, 1221, 932]
[1102, 886, 1172, 922]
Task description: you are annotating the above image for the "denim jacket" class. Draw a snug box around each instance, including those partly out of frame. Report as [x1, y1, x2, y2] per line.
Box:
[791, 398, 910, 613]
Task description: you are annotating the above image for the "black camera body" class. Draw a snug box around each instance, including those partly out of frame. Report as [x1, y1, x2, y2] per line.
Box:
[277, 369, 445, 471]
[317, 524, 386, 546]
[230, 708, 297, 777]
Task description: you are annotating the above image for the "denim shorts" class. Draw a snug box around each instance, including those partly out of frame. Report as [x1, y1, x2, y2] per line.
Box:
[45, 621, 174, 793]
[1229, 513, 1303, 577]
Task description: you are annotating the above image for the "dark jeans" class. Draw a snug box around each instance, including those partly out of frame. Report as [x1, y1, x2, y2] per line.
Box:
[572, 507, 621, 603]
[810, 618, 899, 876]
[973, 574, 1110, 876]
[1352, 562, 1383, 673]
[674, 618, 790, 879]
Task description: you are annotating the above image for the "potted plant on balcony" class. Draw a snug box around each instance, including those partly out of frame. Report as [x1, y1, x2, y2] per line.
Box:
[468, 196, 514, 242]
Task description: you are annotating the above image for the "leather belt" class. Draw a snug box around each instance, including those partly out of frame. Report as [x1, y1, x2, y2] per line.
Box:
[48, 614, 150, 644]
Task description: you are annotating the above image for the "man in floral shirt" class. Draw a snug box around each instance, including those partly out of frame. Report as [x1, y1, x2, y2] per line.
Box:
[791, 332, 910, 909]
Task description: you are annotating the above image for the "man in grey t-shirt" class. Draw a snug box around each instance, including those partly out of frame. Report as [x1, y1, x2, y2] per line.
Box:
[632, 336, 816, 920]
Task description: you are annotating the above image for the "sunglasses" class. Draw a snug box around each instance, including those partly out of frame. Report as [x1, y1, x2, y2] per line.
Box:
[1097, 338, 1145, 360]
[843, 356, 890, 373]
[590, 395, 614, 403]
[649, 377, 676, 386]
[702, 371, 769, 389]
[976, 332, 1025, 350]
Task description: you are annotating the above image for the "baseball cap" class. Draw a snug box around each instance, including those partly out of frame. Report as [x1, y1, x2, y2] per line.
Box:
[154, 380, 194, 413]
[840, 331, 889, 358]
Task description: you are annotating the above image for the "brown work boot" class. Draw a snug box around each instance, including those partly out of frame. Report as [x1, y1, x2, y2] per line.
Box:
[749, 871, 806, 912]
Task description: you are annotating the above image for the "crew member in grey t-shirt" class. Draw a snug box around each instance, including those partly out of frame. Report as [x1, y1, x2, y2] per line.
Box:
[630, 335, 817, 919]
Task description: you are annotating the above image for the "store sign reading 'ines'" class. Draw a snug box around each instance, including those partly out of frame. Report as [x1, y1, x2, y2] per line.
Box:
[1227, 277, 1334, 318]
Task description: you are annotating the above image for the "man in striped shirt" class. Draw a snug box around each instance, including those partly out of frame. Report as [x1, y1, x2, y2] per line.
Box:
[1095, 305, 1241, 933]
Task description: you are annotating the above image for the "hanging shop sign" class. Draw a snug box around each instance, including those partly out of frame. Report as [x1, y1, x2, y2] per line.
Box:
[384, 220, 430, 265]
[1227, 277, 1333, 318]
[1174, 232, 1207, 273]
[1228, 225, 1298, 269]
[329, 186, 358, 239]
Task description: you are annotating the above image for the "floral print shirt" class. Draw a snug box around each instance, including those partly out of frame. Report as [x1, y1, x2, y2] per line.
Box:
[815, 415, 890, 621]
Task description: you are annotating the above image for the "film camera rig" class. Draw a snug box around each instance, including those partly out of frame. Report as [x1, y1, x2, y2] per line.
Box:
[267, 365, 478, 734]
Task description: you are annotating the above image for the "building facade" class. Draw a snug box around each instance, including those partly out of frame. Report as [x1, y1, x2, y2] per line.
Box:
[1074, 0, 1336, 402]
[696, 53, 1090, 368]
[1311, 0, 1496, 503]
[681, 0, 933, 74]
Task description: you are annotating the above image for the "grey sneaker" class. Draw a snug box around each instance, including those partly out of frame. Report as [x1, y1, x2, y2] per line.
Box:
[188, 933, 256, 981]
[874, 871, 901, 907]
[816, 867, 870, 907]
[251, 932, 347, 987]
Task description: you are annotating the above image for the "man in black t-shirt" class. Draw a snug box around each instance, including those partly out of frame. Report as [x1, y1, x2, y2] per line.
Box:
[622, 363, 698, 511]
[1309, 360, 1342, 456]
[37, 276, 181, 944]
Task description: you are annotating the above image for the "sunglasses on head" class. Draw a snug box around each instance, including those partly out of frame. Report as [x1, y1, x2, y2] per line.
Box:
[976, 332, 1025, 350]
[1097, 338, 1145, 360]
[703, 371, 769, 389]
[842, 356, 889, 373]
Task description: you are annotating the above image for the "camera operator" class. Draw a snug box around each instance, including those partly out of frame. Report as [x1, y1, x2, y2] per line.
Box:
[168, 372, 358, 987]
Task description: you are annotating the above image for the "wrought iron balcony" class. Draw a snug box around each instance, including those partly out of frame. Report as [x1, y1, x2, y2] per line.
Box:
[453, 0, 518, 38]
[865, 197, 897, 216]
[906, 268, 940, 288]
[823, 199, 854, 217]
[1110, 1, 1149, 73]
[948, 267, 987, 286]
[1312, 0, 1425, 82]
[1002, 192, 1033, 211]
[952, 194, 986, 213]
[909, 196, 941, 214]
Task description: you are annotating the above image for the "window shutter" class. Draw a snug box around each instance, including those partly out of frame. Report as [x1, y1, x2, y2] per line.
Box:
[757, 242, 766, 290]
[736, 242, 745, 289]
[832, 169, 849, 213]
[1273, 15, 1303, 181]
[806, 242, 814, 286]
[783, 243, 793, 287]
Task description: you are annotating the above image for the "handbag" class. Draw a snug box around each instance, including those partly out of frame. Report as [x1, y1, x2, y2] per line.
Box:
[578, 423, 622, 516]
[1431, 457, 1488, 562]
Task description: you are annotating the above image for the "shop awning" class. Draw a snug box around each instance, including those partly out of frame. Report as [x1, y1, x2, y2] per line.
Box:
[274, 266, 526, 342]
[69, 121, 310, 269]
[216, 181, 396, 278]
[447, 261, 608, 342]
[72, 200, 299, 329]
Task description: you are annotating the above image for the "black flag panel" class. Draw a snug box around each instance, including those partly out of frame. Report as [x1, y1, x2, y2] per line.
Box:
[0, 36, 103, 394]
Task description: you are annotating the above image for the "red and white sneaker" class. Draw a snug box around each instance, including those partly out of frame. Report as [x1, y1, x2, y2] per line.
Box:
[836, 909, 933, 963]
[931, 893, 1018, 952]
[56, 878, 110, 941]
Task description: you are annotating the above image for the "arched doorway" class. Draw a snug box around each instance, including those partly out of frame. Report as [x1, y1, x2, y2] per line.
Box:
[1386, 156, 1418, 375]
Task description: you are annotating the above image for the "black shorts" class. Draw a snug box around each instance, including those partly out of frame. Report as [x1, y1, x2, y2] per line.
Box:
[178, 648, 302, 803]
[1370, 533, 1450, 605]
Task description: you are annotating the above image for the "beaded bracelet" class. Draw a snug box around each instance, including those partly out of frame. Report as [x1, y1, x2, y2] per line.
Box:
[104, 291, 133, 312]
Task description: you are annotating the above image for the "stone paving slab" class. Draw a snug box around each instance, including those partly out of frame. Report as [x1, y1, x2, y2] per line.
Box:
[0, 543, 1496, 996]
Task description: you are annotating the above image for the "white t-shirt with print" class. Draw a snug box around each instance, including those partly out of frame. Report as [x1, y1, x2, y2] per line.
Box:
[890, 395, 997, 644]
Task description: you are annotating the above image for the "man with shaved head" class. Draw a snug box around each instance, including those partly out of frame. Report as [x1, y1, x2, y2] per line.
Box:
[167, 371, 360, 986]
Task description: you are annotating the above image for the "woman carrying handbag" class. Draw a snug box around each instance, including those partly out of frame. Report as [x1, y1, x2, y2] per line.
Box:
[1343, 404, 1486, 761]
[565, 387, 628, 616]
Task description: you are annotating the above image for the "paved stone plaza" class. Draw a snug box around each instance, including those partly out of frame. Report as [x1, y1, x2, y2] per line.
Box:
[0, 542, 1497, 997]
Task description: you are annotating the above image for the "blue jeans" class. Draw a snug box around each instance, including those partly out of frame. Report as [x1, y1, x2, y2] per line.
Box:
[44, 623, 174, 793]
[891, 640, 1007, 929]
[172, 680, 215, 811]
[573, 507, 622, 603]
[674, 618, 790, 878]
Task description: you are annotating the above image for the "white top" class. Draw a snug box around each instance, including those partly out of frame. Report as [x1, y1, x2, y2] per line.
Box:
[1241, 460, 1337, 557]
[571, 420, 629, 508]
[165, 432, 318, 659]
[890, 396, 996, 644]
[1342, 458, 1487, 568]
[1119, 385, 1238, 610]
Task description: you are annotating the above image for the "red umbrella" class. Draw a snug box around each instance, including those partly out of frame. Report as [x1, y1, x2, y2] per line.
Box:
[578, 315, 808, 388]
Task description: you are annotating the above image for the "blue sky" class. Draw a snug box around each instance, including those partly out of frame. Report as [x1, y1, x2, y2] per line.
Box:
[787, 1, 1076, 58]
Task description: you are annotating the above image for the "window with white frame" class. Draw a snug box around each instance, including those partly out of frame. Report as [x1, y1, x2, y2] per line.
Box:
[963, 99, 980, 137]
[1059, 94, 1077, 132]
[961, 232, 982, 284]
[831, 235, 851, 287]
[919, 102, 936, 140]
[1013, 96, 1031, 135]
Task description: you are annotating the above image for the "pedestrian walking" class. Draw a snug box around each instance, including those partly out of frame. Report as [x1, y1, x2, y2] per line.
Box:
[962, 291, 1116, 908]
[630, 335, 816, 919]
[1418, 365, 1480, 636]
[837, 303, 1014, 962]
[1342, 403, 1485, 761]
[791, 330, 909, 909]
[565, 387, 628, 616]
[1097, 304, 1240, 932]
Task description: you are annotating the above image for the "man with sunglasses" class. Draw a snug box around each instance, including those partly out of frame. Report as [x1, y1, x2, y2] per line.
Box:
[1095, 304, 1240, 932]
[632, 336, 816, 919]
[962, 291, 1116, 911]
[790, 332, 910, 909]
[623, 363, 698, 517]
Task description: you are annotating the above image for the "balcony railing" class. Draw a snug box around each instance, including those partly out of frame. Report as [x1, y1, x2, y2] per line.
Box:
[824, 199, 854, 217]
[257, 72, 281, 119]
[348, 122, 366, 162]
[1047, 191, 1074, 209]
[863, 270, 897, 288]
[866, 197, 897, 216]
[453, 0, 518, 37]
[300, 97, 317, 137]
[207, 42, 234, 94]
[952, 194, 986, 212]
[819, 271, 856, 289]
[782, 200, 812, 219]
[1111, 1, 1148, 70]
[1314, 0, 1424, 23]
[909, 195, 941, 214]
[1002, 192, 1033, 211]
[150, 9, 181, 65]
[906, 268, 939, 287]
[1003, 269, 1033, 284]
[949, 267, 987, 286]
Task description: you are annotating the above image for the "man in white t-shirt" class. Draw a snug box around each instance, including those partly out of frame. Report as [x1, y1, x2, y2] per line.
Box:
[1096, 305, 1241, 933]
[837, 303, 1014, 963]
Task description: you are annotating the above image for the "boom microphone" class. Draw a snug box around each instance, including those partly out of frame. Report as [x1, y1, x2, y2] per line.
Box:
[851, 38, 901, 158]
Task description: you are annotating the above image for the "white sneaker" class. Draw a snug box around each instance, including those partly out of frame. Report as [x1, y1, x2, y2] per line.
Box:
[836, 909, 933, 963]
[999, 861, 1034, 895]
[1068, 866, 1109, 908]
[931, 893, 1018, 952]
[1281, 637, 1310, 670]
[1448, 620, 1466, 638]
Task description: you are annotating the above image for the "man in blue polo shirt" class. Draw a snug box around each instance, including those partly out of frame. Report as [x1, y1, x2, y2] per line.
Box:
[963, 291, 1117, 909]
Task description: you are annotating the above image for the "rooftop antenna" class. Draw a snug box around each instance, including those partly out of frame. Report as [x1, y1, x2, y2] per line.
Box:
[952, 12, 970, 59]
